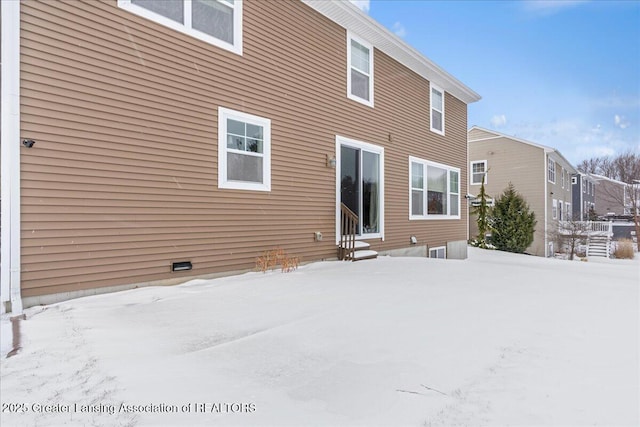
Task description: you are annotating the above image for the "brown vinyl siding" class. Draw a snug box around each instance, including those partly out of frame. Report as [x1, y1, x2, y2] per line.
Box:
[20, 0, 470, 297]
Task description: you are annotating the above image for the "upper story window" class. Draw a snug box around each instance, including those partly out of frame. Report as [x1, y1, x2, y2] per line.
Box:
[118, 0, 243, 55]
[218, 107, 271, 191]
[470, 160, 487, 185]
[571, 176, 577, 185]
[430, 84, 445, 135]
[410, 157, 460, 220]
[561, 167, 565, 188]
[548, 158, 556, 183]
[347, 32, 374, 107]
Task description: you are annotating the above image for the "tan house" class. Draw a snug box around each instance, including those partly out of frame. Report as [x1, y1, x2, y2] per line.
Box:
[468, 127, 577, 257]
[590, 174, 631, 217]
[0, 0, 480, 312]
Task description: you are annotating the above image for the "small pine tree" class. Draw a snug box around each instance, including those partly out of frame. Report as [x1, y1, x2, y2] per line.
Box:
[473, 174, 490, 248]
[491, 183, 537, 253]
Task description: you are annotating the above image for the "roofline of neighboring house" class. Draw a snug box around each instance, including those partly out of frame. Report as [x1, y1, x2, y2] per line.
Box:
[467, 125, 578, 174]
[589, 173, 630, 186]
[302, 0, 481, 105]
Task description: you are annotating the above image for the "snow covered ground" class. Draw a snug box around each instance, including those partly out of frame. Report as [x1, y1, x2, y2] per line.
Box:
[1, 248, 638, 426]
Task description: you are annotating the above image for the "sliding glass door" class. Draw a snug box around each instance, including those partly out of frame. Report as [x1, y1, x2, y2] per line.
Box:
[339, 138, 383, 238]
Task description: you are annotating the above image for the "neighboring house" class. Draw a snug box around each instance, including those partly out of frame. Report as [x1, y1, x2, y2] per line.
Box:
[468, 127, 576, 257]
[0, 0, 480, 311]
[590, 174, 631, 217]
[571, 172, 597, 220]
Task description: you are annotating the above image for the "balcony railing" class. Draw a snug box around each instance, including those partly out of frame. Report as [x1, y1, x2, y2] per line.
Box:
[558, 221, 613, 236]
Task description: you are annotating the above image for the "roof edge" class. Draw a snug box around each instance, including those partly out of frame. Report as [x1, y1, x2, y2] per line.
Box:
[301, 0, 481, 104]
[468, 126, 578, 174]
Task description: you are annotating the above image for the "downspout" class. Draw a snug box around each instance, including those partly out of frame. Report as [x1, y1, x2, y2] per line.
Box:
[1, 0, 23, 315]
[543, 153, 548, 257]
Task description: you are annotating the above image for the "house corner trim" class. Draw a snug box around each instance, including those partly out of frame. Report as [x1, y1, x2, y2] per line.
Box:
[1, 0, 23, 314]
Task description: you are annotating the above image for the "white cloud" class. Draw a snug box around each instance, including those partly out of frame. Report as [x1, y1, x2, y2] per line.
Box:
[349, 0, 370, 13]
[490, 114, 507, 128]
[392, 22, 407, 38]
[502, 117, 633, 164]
[614, 114, 630, 129]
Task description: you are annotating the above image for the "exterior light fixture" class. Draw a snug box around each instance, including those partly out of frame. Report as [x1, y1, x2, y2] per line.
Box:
[326, 154, 337, 168]
[410, 235, 417, 245]
[22, 139, 35, 148]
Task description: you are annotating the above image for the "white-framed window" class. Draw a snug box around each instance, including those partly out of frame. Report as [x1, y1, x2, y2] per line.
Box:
[337, 136, 384, 239]
[218, 107, 271, 191]
[410, 157, 460, 220]
[470, 160, 487, 185]
[583, 180, 586, 193]
[571, 176, 577, 185]
[558, 200, 563, 221]
[566, 203, 571, 220]
[548, 158, 556, 183]
[430, 84, 445, 135]
[118, 0, 243, 55]
[566, 172, 570, 191]
[429, 246, 446, 259]
[347, 32, 374, 107]
[552, 198, 557, 219]
[561, 168, 565, 188]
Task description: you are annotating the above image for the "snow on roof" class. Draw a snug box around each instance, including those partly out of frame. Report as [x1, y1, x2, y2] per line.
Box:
[589, 173, 630, 186]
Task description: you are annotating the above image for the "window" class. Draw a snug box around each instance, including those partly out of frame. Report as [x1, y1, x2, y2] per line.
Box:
[218, 107, 270, 191]
[338, 136, 383, 238]
[470, 160, 487, 185]
[410, 157, 460, 219]
[347, 32, 374, 107]
[548, 158, 556, 183]
[118, 0, 242, 55]
[430, 84, 445, 135]
[552, 199, 557, 219]
[583, 180, 586, 193]
[566, 203, 571, 220]
[429, 246, 446, 259]
[558, 200, 563, 221]
[566, 172, 570, 191]
[561, 167, 565, 188]
[571, 176, 577, 185]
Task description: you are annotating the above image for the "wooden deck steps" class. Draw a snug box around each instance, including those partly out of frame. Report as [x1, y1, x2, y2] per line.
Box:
[587, 234, 611, 258]
[339, 240, 378, 261]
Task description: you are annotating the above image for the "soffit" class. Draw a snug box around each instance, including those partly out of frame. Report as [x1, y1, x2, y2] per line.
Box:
[301, 0, 481, 105]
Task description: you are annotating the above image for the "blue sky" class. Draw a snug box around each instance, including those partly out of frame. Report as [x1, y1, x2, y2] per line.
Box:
[349, 0, 640, 165]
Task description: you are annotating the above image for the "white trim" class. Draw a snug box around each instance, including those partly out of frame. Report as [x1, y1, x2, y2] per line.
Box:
[558, 200, 563, 221]
[543, 156, 548, 257]
[429, 246, 446, 259]
[468, 126, 577, 174]
[301, 1, 480, 104]
[218, 107, 271, 192]
[429, 83, 445, 135]
[552, 198, 558, 220]
[547, 157, 556, 184]
[1, 0, 23, 314]
[335, 135, 384, 243]
[470, 160, 487, 186]
[409, 156, 460, 220]
[346, 31, 374, 107]
[117, 0, 243, 55]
